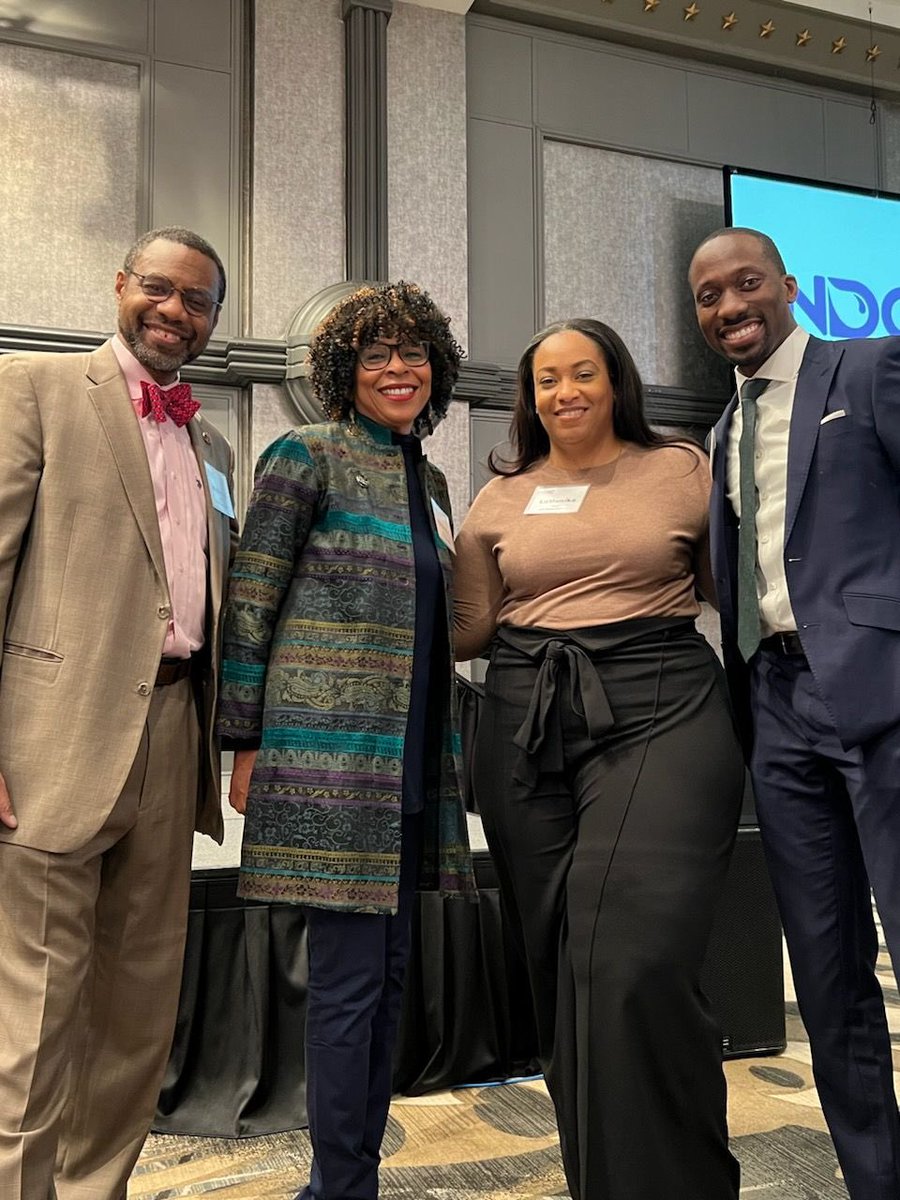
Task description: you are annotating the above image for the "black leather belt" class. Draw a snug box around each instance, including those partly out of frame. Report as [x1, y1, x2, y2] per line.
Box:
[155, 657, 193, 687]
[759, 631, 805, 656]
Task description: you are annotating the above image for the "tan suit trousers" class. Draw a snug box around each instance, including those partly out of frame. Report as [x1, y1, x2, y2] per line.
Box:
[0, 677, 199, 1200]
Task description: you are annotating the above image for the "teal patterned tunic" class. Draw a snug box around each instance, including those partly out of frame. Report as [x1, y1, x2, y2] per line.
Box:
[217, 414, 475, 913]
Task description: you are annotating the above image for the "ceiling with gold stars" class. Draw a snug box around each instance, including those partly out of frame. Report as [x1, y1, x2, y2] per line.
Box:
[470, 0, 900, 98]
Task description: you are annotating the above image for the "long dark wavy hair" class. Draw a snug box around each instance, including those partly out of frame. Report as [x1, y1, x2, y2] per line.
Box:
[307, 281, 463, 437]
[490, 317, 674, 476]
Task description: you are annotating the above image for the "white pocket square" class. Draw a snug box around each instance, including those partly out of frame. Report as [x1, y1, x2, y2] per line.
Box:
[820, 409, 846, 425]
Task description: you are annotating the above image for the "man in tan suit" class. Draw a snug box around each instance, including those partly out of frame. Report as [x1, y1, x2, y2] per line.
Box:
[0, 227, 236, 1200]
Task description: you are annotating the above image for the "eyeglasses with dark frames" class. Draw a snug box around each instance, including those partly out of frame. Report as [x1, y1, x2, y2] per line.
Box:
[356, 341, 430, 370]
[128, 271, 222, 319]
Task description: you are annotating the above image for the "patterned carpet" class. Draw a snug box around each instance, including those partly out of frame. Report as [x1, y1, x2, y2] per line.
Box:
[132, 941, 899, 1200]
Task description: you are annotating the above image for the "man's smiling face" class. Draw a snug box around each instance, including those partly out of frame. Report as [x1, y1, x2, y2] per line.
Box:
[689, 231, 798, 376]
[115, 238, 221, 384]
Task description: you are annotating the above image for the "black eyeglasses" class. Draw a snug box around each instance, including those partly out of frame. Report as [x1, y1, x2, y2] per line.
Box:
[128, 271, 222, 319]
[356, 341, 430, 370]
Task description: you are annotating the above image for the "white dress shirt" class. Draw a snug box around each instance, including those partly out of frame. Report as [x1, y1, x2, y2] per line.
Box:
[725, 325, 809, 636]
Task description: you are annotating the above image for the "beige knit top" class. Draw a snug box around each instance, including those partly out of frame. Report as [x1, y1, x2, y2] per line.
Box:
[453, 443, 714, 661]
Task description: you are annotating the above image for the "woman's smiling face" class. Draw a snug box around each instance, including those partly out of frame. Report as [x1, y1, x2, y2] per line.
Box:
[532, 330, 616, 456]
[353, 338, 432, 434]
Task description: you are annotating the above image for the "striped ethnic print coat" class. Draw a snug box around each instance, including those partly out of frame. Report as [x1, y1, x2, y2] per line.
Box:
[217, 412, 475, 914]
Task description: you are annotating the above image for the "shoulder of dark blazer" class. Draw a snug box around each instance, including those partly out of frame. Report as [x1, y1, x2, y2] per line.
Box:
[801, 331, 900, 375]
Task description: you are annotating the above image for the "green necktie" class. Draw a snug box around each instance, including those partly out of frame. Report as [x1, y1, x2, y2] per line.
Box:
[737, 377, 770, 661]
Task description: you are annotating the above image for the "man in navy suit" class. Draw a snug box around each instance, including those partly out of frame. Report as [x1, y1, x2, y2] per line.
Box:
[689, 226, 900, 1200]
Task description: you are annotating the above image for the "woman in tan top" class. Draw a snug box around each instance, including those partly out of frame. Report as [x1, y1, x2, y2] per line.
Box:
[454, 319, 744, 1200]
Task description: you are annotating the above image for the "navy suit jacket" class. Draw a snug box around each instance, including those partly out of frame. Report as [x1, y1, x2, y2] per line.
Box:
[710, 334, 900, 752]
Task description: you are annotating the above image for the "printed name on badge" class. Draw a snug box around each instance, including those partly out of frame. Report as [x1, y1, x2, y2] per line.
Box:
[524, 484, 590, 516]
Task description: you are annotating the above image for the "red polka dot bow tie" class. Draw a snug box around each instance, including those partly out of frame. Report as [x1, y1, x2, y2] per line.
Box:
[139, 379, 200, 427]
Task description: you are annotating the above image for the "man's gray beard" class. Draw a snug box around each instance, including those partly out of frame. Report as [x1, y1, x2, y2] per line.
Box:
[121, 325, 190, 374]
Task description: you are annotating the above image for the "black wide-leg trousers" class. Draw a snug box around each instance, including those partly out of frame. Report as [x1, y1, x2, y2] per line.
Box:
[473, 620, 744, 1200]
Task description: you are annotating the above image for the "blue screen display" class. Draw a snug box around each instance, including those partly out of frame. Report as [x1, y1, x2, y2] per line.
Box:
[727, 170, 900, 341]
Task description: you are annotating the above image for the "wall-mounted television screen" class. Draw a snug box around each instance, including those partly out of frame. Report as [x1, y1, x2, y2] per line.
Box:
[725, 167, 900, 341]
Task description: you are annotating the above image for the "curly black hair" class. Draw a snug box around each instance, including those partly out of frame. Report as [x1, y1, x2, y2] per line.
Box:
[307, 281, 463, 436]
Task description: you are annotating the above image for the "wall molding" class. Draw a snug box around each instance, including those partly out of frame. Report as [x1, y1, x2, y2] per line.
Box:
[471, 0, 900, 100]
[459, 366, 726, 427]
[0, 325, 729, 426]
[0, 326, 286, 387]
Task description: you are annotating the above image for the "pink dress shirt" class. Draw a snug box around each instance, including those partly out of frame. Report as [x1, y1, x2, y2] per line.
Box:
[112, 336, 208, 657]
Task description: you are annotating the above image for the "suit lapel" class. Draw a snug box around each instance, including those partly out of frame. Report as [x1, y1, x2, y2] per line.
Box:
[785, 338, 842, 543]
[710, 395, 737, 494]
[85, 342, 167, 586]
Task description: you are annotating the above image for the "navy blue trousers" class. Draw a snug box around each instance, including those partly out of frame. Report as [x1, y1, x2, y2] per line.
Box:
[297, 814, 422, 1200]
[751, 649, 900, 1200]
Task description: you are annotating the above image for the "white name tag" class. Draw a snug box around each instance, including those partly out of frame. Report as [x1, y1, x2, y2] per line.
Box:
[204, 462, 236, 518]
[431, 498, 455, 552]
[524, 484, 589, 515]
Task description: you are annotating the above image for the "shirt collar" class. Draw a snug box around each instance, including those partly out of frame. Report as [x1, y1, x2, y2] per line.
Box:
[111, 334, 182, 399]
[734, 324, 809, 393]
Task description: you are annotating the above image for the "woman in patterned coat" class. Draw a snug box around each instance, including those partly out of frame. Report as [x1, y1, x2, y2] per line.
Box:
[217, 281, 474, 1200]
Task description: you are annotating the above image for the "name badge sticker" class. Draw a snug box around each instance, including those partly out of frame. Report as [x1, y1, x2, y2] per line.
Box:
[524, 484, 590, 515]
[431, 498, 455, 552]
[204, 462, 236, 518]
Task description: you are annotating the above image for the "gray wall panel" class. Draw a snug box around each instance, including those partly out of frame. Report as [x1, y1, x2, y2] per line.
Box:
[537, 41, 689, 154]
[468, 18, 883, 380]
[154, 0, 232, 70]
[426, 401, 470, 530]
[0, 1, 243, 339]
[543, 142, 726, 396]
[686, 74, 826, 179]
[470, 408, 512, 495]
[389, 3, 469, 350]
[152, 62, 234, 330]
[881, 102, 900, 194]
[467, 118, 536, 365]
[250, 0, 344, 340]
[0, 42, 140, 331]
[4, 0, 149, 52]
[251, 383, 298, 464]
[466, 22, 532, 126]
[824, 99, 880, 186]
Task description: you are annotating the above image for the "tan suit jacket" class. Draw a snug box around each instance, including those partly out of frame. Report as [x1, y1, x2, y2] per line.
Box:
[0, 340, 235, 853]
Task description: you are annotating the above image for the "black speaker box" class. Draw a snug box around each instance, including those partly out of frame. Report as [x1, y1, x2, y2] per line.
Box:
[700, 825, 786, 1058]
[473, 825, 785, 1061]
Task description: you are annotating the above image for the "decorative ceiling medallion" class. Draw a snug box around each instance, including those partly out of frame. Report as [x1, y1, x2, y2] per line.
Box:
[683, 2, 700, 20]
[759, 19, 775, 38]
[831, 36, 847, 54]
[643, 0, 660, 11]
[722, 11, 737, 30]
[865, 44, 881, 62]
[796, 29, 811, 47]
